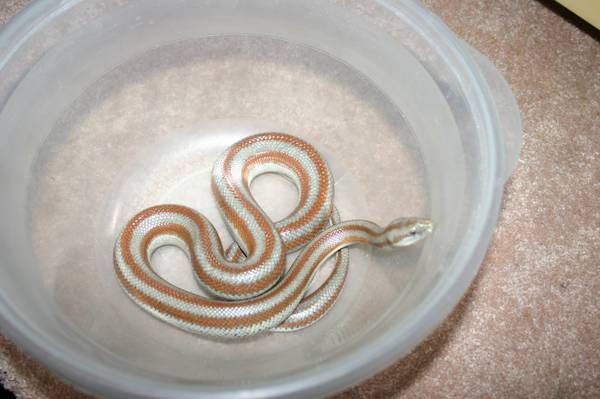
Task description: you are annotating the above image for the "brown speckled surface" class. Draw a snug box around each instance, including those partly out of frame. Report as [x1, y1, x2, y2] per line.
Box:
[1, 0, 599, 398]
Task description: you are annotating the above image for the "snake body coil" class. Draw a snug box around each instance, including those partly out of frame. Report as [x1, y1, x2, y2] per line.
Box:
[114, 133, 432, 338]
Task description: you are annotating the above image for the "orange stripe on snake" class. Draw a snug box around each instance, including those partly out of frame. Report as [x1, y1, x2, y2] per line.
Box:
[114, 133, 433, 338]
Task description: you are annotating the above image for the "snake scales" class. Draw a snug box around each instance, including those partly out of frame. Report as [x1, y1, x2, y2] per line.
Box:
[114, 133, 433, 338]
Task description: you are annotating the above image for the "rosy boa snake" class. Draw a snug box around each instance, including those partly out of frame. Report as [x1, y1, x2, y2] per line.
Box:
[114, 133, 433, 338]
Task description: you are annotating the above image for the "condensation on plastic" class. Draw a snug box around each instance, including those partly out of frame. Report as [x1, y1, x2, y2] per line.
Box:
[0, 1, 522, 398]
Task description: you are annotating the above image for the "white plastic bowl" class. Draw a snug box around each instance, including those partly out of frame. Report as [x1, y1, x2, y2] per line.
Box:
[0, 1, 521, 398]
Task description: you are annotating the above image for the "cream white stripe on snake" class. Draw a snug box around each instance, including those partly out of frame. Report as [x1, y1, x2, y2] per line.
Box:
[217, 138, 331, 263]
[118, 209, 349, 319]
[208, 134, 333, 299]
[219, 139, 327, 230]
[114, 133, 433, 338]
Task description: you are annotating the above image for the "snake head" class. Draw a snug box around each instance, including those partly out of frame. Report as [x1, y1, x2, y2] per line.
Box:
[385, 217, 434, 247]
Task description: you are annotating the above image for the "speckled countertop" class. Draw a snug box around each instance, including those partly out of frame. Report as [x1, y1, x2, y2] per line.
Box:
[1, 0, 599, 398]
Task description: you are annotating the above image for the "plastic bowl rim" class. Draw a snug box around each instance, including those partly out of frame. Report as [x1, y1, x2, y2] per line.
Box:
[0, 0, 504, 397]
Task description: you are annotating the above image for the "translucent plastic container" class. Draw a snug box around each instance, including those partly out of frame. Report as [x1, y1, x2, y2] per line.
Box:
[0, 1, 521, 398]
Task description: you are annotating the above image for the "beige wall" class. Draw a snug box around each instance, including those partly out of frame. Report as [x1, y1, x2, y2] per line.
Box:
[556, 0, 600, 28]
